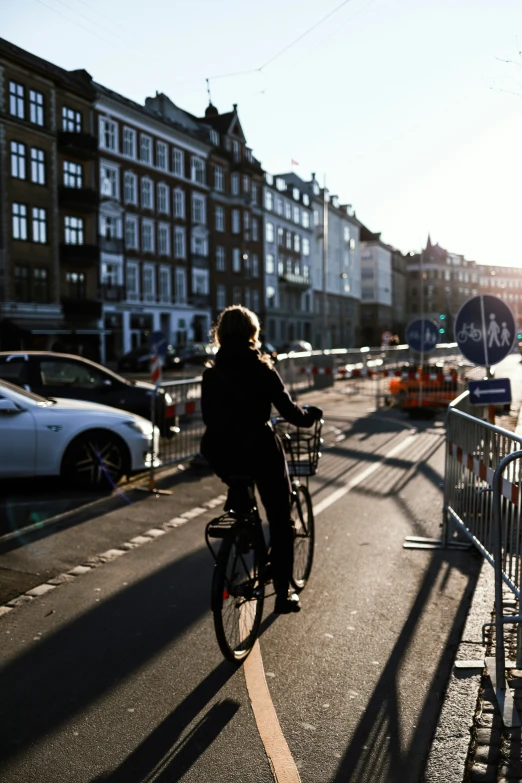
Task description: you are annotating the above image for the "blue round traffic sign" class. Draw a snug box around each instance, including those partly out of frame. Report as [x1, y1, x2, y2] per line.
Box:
[454, 294, 515, 366]
[405, 319, 439, 353]
[149, 330, 168, 358]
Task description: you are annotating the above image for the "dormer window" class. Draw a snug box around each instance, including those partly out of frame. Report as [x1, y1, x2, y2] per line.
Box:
[232, 140, 240, 161]
[293, 187, 300, 201]
[210, 129, 219, 146]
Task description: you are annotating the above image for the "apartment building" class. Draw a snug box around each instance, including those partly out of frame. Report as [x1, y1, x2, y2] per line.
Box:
[0, 37, 99, 355]
[199, 102, 264, 325]
[262, 172, 313, 347]
[359, 224, 393, 346]
[478, 264, 522, 329]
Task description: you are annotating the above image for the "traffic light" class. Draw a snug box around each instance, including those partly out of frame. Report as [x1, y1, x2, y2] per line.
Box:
[439, 314, 446, 335]
[439, 314, 446, 320]
[517, 331, 522, 341]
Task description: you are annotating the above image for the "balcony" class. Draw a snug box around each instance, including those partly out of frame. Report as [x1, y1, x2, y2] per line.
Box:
[99, 236, 124, 254]
[61, 297, 102, 321]
[57, 131, 98, 159]
[190, 294, 211, 309]
[59, 186, 99, 210]
[60, 243, 99, 266]
[279, 273, 311, 290]
[191, 253, 210, 269]
[98, 284, 125, 302]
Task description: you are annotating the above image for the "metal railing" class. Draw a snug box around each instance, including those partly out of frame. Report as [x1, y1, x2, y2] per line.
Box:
[444, 396, 522, 724]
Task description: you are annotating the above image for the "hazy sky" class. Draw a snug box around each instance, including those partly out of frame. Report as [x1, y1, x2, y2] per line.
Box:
[2, 0, 522, 266]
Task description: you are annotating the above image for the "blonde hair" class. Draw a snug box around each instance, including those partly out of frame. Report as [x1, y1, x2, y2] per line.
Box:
[212, 305, 272, 364]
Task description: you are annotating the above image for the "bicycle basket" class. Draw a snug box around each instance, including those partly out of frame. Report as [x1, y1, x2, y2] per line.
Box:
[273, 417, 323, 476]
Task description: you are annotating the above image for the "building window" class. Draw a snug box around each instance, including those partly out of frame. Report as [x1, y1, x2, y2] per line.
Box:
[216, 246, 225, 271]
[217, 284, 226, 310]
[62, 106, 82, 131]
[303, 237, 310, 256]
[156, 141, 167, 170]
[302, 211, 310, 229]
[141, 178, 153, 209]
[33, 268, 49, 303]
[14, 266, 30, 301]
[101, 165, 118, 198]
[243, 175, 250, 193]
[174, 188, 185, 218]
[293, 206, 300, 223]
[215, 206, 224, 232]
[232, 209, 240, 234]
[142, 221, 154, 253]
[210, 129, 220, 146]
[102, 215, 119, 240]
[278, 260, 285, 276]
[124, 171, 137, 203]
[215, 165, 224, 191]
[244, 287, 251, 309]
[233, 285, 242, 304]
[125, 217, 138, 249]
[158, 183, 169, 214]
[285, 202, 292, 220]
[9, 82, 25, 118]
[191, 157, 205, 184]
[251, 183, 258, 204]
[231, 173, 239, 195]
[265, 191, 274, 211]
[252, 218, 259, 242]
[100, 118, 117, 151]
[126, 263, 139, 300]
[277, 227, 284, 246]
[159, 267, 170, 302]
[192, 193, 206, 224]
[175, 267, 186, 302]
[294, 234, 300, 253]
[232, 140, 240, 162]
[286, 231, 292, 250]
[143, 266, 155, 302]
[266, 222, 274, 243]
[266, 253, 275, 275]
[173, 148, 184, 177]
[10, 142, 26, 179]
[193, 233, 207, 257]
[174, 227, 186, 258]
[123, 127, 136, 157]
[12, 203, 28, 240]
[29, 90, 44, 126]
[232, 248, 241, 273]
[158, 224, 170, 255]
[64, 161, 83, 188]
[252, 254, 259, 278]
[244, 211, 250, 232]
[32, 208, 47, 244]
[276, 197, 283, 215]
[65, 216, 84, 244]
[313, 208, 320, 226]
[31, 148, 46, 185]
[253, 289, 260, 312]
[140, 135, 152, 164]
[66, 271, 86, 299]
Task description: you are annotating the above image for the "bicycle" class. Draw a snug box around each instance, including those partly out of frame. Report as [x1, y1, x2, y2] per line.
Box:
[205, 416, 323, 662]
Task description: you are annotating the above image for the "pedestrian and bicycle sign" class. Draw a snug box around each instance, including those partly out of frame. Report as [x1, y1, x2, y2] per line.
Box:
[468, 378, 512, 406]
[455, 294, 516, 366]
[405, 318, 439, 353]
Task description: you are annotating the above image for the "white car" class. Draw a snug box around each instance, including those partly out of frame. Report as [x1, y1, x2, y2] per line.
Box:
[0, 379, 159, 489]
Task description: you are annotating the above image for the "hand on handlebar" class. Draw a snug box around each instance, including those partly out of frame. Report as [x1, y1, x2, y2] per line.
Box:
[305, 405, 323, 421]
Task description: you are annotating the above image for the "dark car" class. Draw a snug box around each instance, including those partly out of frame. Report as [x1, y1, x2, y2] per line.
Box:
[117, 344, 181, 373]
[0, 352, 177, 437]
[178, 343, 217, 367]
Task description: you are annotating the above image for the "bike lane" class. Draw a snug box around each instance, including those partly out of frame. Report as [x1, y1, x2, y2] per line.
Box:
[0, 395, 480, 782]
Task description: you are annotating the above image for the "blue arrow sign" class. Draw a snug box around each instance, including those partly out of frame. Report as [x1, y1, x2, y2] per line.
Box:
[149, 330, 168, 359]
[468, 378, 512, 406]
[405, 319, 439, 353]
[454, 294, 516, 366]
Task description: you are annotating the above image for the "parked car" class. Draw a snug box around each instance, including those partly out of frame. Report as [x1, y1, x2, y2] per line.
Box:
[280, 340, 313, 354]
[178, 343, 217, 367]
[0, 352, 176, 437]
[260, 342, 279, 362]
[0, 379, 159, 489]
[117, 344, 182, 373]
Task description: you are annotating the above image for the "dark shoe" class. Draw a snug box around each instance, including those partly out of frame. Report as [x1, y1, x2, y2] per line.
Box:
[274, 593, 301, 614]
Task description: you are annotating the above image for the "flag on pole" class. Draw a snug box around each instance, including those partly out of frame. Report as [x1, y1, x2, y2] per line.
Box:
[291, 159, 299, 166]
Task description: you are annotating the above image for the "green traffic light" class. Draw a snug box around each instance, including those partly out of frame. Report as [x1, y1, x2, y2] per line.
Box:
[517, 333, 522, 340]
[439, 328, 445, 334]
[439, 314, 446, 320]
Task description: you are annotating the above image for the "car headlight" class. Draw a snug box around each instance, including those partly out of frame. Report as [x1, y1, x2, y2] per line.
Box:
[124, 419, 154, 437]
[164, 392, 173, 405]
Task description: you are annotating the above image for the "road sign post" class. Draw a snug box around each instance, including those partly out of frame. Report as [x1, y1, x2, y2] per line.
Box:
[468, 378, 512, 406]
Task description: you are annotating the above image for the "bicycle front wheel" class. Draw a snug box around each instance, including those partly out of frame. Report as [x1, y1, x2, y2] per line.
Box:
[291, 485, 315, 591]
[211, 529, 264, 662]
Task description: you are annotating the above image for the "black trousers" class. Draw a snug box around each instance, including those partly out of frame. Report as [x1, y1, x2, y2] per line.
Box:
[201, 427, 293, 597]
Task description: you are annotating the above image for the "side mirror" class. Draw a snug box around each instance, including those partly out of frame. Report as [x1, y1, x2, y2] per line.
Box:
[0, 398, 23, 414]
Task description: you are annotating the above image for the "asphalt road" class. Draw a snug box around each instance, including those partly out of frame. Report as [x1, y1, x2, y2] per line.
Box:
[0, 382, 485, 782]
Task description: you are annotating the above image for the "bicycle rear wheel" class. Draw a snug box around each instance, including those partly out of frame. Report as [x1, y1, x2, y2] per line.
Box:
[291, 485, 315, 591]
[211, 525, 264, 662]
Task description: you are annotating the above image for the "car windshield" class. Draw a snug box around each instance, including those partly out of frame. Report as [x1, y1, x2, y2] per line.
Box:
[0, 379, 54, 406]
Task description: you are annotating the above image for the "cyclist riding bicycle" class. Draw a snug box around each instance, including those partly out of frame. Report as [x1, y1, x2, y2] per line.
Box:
[200, 305, 322, 614]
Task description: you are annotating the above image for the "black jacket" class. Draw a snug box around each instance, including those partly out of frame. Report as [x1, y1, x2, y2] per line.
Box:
[201, 342, 316, 438]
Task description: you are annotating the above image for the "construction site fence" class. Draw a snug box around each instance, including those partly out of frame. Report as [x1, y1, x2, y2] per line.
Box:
[444, 394, 522, 715]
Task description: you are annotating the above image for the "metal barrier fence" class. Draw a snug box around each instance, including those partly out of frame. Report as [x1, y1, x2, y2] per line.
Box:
[445, 396, 522, 724]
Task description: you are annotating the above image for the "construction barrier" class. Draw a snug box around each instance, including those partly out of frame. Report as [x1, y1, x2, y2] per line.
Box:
[444, 394, 522, 725]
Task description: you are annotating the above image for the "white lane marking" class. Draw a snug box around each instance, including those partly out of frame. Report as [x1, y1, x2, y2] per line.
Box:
[314, 434, 418, 517]
[243, 641, 302, 783]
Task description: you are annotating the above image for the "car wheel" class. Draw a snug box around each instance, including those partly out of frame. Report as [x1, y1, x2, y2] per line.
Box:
[62, 429, 129, 490]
